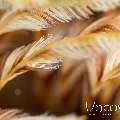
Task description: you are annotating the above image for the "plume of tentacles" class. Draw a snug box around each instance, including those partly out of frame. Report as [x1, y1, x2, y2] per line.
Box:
[0, 0, 120, 120]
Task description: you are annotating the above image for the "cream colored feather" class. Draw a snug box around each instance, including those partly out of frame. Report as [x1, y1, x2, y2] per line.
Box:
[47, 32, 120, 59]
[0, 109, 24, 120]
[1, 32, 120, 91]
[95, 50, 120, 94]
[0, 109, 87, 120]
[0, 0, 120, 35]
[3, 0, 120, 10]
[81, 12, 120, 34]
[0, 37, 62, 90]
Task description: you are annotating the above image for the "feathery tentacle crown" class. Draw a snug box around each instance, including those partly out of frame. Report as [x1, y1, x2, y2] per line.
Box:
[0, 0, 120, 120]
